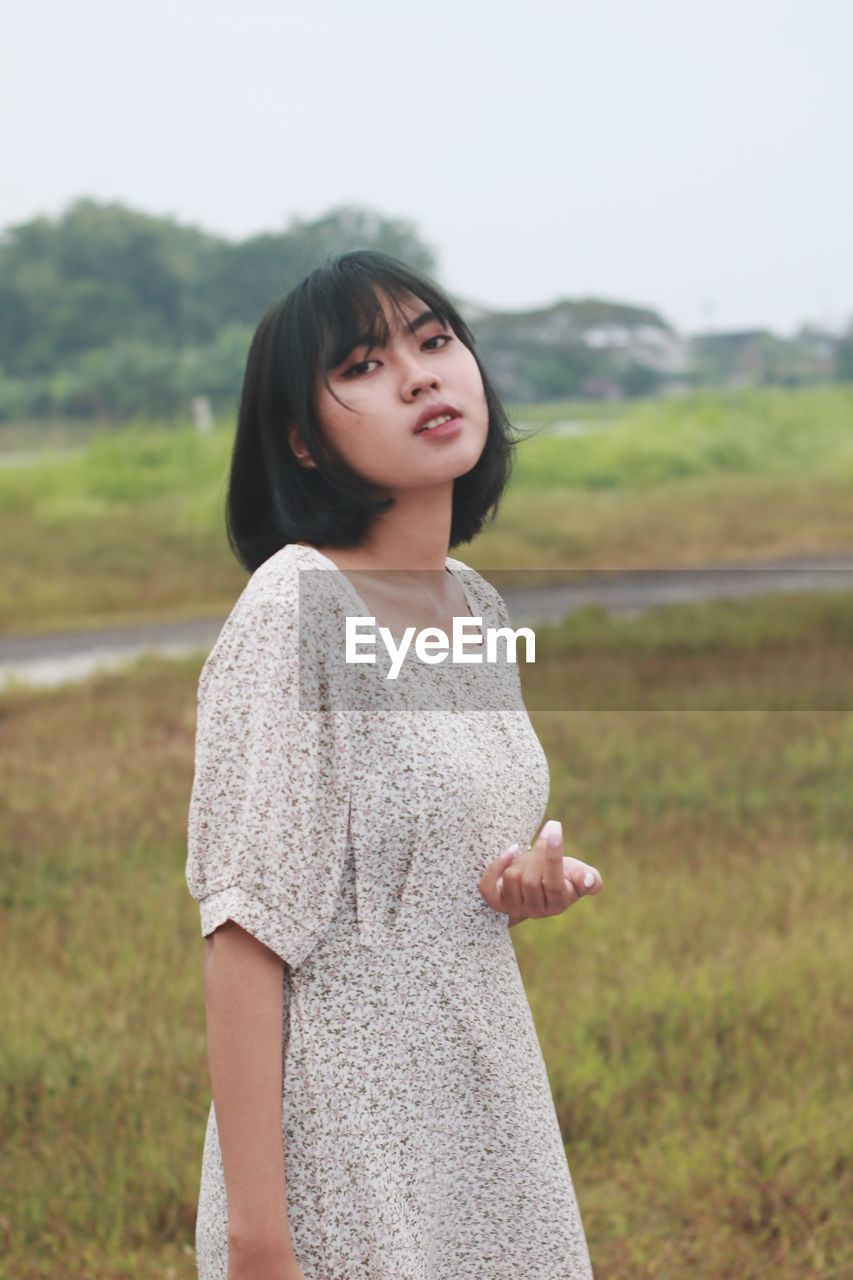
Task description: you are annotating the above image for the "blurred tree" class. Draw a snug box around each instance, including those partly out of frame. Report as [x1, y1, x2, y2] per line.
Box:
[48, 341, 184, 420]
[524, 351, 587, 399]
[285, 204, 436, 276]
[0, 199, 437, 388]
[178, 324, 256, 410]
[618, 362, 663, 397]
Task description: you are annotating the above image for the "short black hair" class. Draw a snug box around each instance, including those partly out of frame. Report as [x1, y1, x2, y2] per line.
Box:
[225, 249, 521, 572]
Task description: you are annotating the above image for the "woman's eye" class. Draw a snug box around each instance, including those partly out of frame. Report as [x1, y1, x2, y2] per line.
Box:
[343, 334, 453, 377]
[344, 359, 380, 378]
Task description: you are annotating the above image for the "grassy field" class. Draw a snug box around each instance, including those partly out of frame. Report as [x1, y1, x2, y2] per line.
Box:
[1, 384, 850, 1276]
[2, 384, 852, 634]
[1, 587, 850, 1278]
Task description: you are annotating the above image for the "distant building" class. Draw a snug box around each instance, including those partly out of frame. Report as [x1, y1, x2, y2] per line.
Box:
[582, 322, 690, 376]
[689, 327, 839, 388]
[456, 297, 841, 402]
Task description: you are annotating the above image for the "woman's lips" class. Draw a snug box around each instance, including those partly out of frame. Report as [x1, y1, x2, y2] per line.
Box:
[416, 415, 463, 440]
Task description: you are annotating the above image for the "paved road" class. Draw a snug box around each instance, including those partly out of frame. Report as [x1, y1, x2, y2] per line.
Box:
[2, 549, 851, 690]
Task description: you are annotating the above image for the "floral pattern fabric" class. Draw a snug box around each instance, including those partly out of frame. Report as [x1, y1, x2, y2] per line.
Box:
[186, 542, 594, 1279]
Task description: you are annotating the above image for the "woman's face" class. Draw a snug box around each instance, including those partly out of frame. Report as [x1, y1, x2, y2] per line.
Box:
[294, 289, 489, 490]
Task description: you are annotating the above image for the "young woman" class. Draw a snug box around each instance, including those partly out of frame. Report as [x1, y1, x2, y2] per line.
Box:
[186, 250, 603, 1280]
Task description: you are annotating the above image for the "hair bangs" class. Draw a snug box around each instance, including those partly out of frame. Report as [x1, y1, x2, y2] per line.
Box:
[310, 262, 460, 404]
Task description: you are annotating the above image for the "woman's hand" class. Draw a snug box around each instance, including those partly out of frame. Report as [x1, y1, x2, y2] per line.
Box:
[478, 819, 603, 926]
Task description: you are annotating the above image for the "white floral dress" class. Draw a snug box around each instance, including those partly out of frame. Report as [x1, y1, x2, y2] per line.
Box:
[185, 542, 594, 1279]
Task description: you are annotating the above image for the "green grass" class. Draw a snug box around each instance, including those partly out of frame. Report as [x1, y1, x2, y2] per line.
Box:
[515, 589, 853, 713]
[508, 397, 624, 427]
[1, 590, 850, 1277]
[1, 386, 852, 634]
[506, 385, 853, 490]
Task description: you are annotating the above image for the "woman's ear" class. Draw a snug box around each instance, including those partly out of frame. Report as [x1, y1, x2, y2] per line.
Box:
[287, 422, 317, 470]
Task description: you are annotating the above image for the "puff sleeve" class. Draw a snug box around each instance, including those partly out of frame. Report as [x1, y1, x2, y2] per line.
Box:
[185, 570, 352, 969]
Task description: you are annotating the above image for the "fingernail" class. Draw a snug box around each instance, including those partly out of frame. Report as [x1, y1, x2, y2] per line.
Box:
[505, 843, 519, 857]
[583, 871, 595, 888]
[542, 820, 562, 848]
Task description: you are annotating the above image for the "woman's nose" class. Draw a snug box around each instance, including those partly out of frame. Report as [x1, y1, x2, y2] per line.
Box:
[402, 358, 440, 398]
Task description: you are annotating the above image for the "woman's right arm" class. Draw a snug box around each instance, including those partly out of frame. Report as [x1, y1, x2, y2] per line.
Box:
[204, 920, 304, 1279]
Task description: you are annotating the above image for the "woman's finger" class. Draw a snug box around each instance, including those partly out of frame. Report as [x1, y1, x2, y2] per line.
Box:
[516, 820, 560, 917]
[500, 865, 525, 918]
[562, 857, 603, 897]
[479, 845, 519, 912]
[540, 820, 571, 913]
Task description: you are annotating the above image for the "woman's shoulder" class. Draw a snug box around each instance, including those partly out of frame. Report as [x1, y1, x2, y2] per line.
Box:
[215, 544, 305, 631]
[199, 544, 323, 688]
[247, 540, 316, 593]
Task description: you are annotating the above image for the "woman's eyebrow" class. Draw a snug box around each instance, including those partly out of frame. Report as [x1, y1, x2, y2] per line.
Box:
[351, 309, 440, 352]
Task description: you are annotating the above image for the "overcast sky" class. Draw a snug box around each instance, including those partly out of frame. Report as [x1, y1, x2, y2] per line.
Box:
[5, 0, 851, 336]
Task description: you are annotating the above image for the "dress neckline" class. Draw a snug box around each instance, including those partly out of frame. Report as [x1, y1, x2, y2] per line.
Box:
[291, 542, 480, 627]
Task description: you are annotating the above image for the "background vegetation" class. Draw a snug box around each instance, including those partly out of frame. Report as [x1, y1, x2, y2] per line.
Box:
[2, 198, 850, 423]
[1, 593, 850, 1278]
[1, 383, 850, 1277]
[1, 384, 851, 635]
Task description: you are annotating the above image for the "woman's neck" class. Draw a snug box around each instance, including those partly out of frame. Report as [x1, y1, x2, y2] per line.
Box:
[312, 494, 454, 572]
